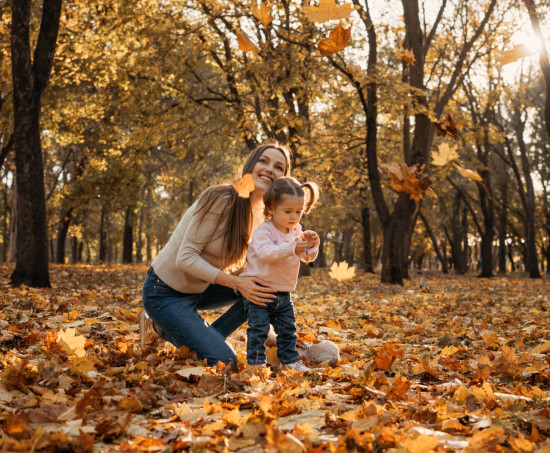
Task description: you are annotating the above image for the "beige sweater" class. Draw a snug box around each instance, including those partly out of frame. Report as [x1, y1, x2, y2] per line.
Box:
[152, 195, 262, 293]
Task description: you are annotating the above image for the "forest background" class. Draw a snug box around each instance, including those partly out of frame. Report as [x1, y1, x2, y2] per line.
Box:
[1, 0, 550, 286]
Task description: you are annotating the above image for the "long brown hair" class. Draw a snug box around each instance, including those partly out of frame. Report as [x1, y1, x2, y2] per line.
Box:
[263, 177, 320, 218]
[194, 143, 292, 270]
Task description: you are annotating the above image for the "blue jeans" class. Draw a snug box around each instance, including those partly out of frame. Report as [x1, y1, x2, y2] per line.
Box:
[142, 268, 246, 365]
[245, 292, 300, 366]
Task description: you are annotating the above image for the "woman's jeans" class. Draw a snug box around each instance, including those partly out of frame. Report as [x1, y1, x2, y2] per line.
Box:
[245, 292, 300, 366]
[142, 268, 246, 365]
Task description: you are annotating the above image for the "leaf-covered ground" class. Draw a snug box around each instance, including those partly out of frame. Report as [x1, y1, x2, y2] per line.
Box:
[0, 264, 549, 452]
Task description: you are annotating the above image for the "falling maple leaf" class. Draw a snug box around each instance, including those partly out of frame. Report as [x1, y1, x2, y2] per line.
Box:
[329, 261, 355, 282]
[347, 64, 362, 76]
[303, 0, 353, 24]
[432, 113, 460, 139]
[236, 30, 260, 53]
[317, 24, 351, 57]
[431, 143, 459, 166]
[397, 48, 415, 65]
[252, 2, 272, 28]
[496, 44, 536, 66]
[232, 173, 255, 198]
[381, 162, 434, 202]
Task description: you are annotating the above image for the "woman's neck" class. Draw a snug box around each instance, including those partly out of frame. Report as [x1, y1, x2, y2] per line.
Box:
[249, 190, 263, 209]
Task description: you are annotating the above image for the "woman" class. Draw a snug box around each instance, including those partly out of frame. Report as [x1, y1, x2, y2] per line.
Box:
[141, 143, 292, 365]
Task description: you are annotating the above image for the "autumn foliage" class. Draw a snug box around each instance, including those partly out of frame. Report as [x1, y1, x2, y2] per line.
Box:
[0, 264, 548, 452]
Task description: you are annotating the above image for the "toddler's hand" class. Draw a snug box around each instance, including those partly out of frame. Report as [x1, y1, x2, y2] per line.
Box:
[301, 230, 320, 248]
[294, 239, 309, 255]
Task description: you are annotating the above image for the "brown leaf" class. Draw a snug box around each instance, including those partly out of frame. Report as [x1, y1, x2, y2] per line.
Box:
[397, 48, 415, 65]
[317, 24, 351, 57]
[432, 113, 459, 139]
[386, 376, 411, 401]
[236, 30, 260, 53]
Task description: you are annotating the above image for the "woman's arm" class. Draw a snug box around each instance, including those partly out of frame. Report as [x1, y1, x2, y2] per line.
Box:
[214, 272, 275, 306]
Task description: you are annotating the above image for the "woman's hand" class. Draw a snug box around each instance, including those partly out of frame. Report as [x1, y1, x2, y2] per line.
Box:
[236, 276, 276, 306]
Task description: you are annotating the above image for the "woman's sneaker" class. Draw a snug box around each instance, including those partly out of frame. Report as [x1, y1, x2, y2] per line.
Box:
[282, 361, 311, 372]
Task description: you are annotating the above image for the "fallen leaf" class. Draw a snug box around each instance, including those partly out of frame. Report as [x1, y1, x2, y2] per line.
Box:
[57, 327, 86, 357]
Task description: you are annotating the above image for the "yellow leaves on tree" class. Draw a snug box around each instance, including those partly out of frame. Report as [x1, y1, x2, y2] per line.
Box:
[496, 44, 536, 66]
[329, 261, 355, 282]
[232, 173, 255, 198]
[317, 24, 351, 56]
[381, 162, 434, 202]
[303, 0, 354, 24]
[236, 30, 260, 53]
[252, 2, 272, 28]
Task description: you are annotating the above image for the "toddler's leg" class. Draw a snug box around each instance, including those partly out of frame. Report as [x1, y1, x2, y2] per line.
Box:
[270, 294, 300, 365]
[245, 300, 271, 366]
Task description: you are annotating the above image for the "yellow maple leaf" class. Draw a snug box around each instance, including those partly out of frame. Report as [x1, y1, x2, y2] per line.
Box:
[252, 2, 272, 28]
[431, 143, 459, 166]
[232, 173, 255, 198]
[329, 261, 355, 282]
[317, 24, 351, 57]
[440, 345, 459, 356]
[236, 30, 260, 53]
[397, 47, 415, 65]
[402, 434, 438, 453]
[222, 408, 242, 427]
[496, 44, 536, 66]
[303, 0, 353, 23]
[57, 327, 86, 357]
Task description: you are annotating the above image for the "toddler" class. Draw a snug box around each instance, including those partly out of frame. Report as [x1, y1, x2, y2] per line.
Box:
[240, 177, 320, 371]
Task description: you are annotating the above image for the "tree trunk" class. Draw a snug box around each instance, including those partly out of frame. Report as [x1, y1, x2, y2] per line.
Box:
[361, 207, 374, 272]
[381, 195, 418, 284]
[419, 211, 448, 273]
[55, 207, 73, 263]
[10, 0, 62, 287]
[516, 116, 541, 278]
[136, 207, 144, 263]
[498, 178, 508, 274]
[99, 207, 107, 262]
[478, 172, 494, 278]
[122, 207, 134, 263]
[523, 0, 550, 143]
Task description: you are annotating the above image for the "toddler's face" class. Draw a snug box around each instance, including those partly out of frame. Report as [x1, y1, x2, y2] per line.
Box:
[269, 195, 304, 233]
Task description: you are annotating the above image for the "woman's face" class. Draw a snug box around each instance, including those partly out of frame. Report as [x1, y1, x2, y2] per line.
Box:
[251, 148, 287, 193]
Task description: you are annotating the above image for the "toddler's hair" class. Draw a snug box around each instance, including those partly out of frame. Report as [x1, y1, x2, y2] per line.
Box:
[263, 177, 320, 218]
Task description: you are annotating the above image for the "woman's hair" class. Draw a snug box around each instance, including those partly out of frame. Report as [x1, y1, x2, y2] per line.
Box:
[263, 177, 320, 218]
[193, 143, 292, 270]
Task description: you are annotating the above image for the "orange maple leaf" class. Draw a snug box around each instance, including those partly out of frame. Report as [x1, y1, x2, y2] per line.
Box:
[236, 30, 260, 53]
[317, 24, 351, 57]
[303, 0, 354, 24]
[252, 2, 272, 28]
[386, 376, 411, 401]
[397, 48, 415, 65]
[232, 173, 255, 198]
[381, 162, 434, 202]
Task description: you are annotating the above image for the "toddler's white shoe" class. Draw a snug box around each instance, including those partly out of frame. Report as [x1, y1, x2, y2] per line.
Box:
[282, 361, 311, 372]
